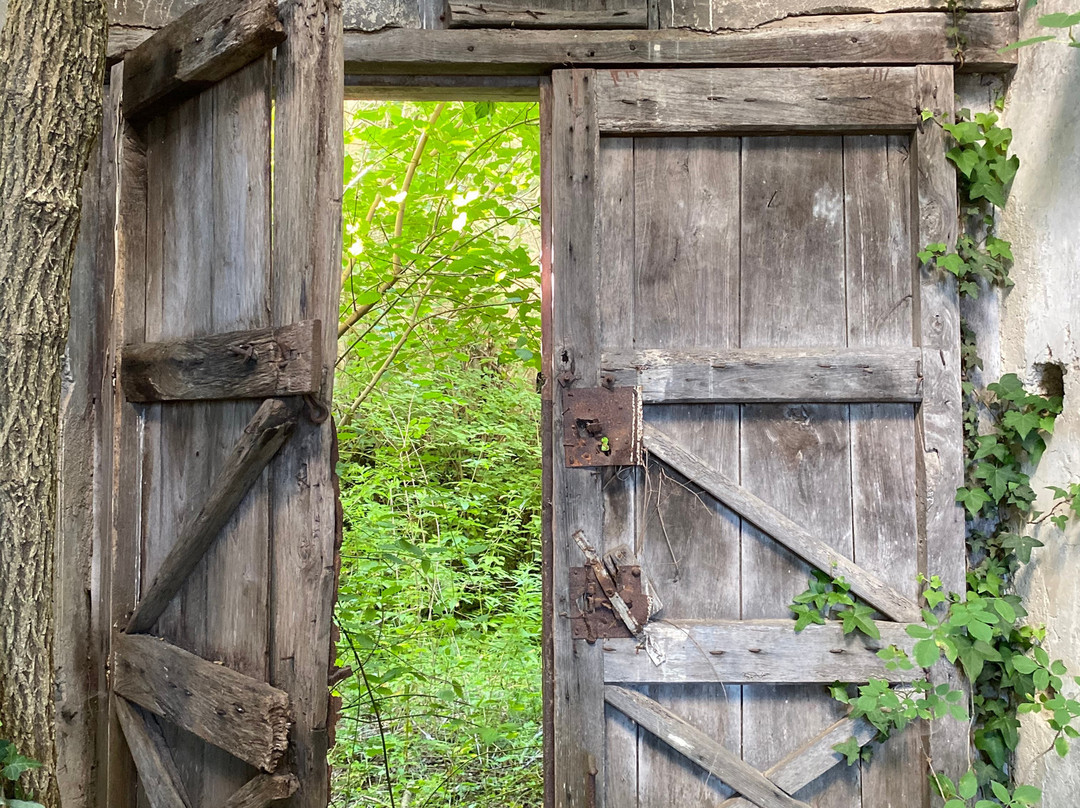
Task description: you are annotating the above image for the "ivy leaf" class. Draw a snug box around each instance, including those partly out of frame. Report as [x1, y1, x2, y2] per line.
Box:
[832, 735, 863, 766]
[956, 486, 993, 517]
[1003, 409, 1043, 440]
[1, 753, 41, 781]
[947, 147, 979, 178]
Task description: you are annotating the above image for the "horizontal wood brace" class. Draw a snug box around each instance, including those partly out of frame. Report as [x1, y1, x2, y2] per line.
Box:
[603, 619, 920, 684]
[605, 685, 812, 808]
[339, 13, 1016, 77]
[223, 773, 300, 808]
[122, 0, 285, 121]
[121, 320, 323, 403]
[112, 633, 293, 772]
[643, 423, 922, 622]
[594, 67, 919, 134]
[602, 347, 923, 403]
[448, 1, 648, 28]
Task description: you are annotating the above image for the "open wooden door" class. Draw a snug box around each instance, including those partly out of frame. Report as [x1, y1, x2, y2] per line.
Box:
[98, 0, 342, 805]
[543, 67, 965, 808]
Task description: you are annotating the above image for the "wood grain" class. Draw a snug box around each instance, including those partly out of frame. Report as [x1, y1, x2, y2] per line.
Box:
[602, 347, 923, 403]
[126, 397, 301, 634]
[222, 773, 300, 807]
[342, 12, 1017, 74]
[449, 1, 647, 27]
[112, 633, 292, 772]
[605, 686, 812, 808]
[604, 620, 920, 684]
[122, 0, 284, 121]
[114, 698, 192, 808]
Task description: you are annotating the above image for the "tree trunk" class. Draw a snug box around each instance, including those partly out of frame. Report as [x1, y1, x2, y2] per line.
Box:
[0, 0, 106, 803]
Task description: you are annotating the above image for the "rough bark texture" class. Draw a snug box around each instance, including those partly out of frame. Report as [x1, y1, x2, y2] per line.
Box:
[0, 0, 106, 802]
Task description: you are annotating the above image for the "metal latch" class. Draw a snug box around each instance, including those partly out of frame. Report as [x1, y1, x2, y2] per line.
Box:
[569, 535, 662, 643]
[562, 386, 642, 467]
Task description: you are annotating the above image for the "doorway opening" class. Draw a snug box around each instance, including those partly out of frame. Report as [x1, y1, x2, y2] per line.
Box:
[330, 98, 544, 808]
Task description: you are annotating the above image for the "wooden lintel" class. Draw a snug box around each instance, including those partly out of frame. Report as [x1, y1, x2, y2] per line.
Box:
[121, 320, 322, 403]
[122, 0, 285, 120]
[602, 347, 923, 403]
[223, 773, 300, 808]
[342, 12, 1017, 76]
[643, 423, 922, 622]
[126, 397, 303, 634]
[449, 1, 648, 28]
[114, 698, 193, 808]
[719, 716, 878, 808]
[113, 633, 293, 772]
[605, 686, 812, 808]
[603, 619, 920, 684]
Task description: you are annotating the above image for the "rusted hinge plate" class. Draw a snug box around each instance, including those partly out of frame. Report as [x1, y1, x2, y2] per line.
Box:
[569, 564, 649, 642]
[562, 386, 642, 467]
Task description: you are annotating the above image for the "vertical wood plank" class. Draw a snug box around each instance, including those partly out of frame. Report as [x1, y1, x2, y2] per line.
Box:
[844, 133, 925, 807]
[269, 0, 344, 801]
[914, 64, 967, 798]
[104, 62, 145, 808]
[550, 68, 606, 808]
[632, 135, 742, 806]
[739, 135, 860, 808]
[596, 135, 638, 808]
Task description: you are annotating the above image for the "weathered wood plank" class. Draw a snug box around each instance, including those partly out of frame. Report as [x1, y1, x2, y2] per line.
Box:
[121, 320, 322, 403]
[343, 14, 1016, 75]
[605, 686, 813, 808]
[643, 423, 921, 622]
[915, 64, 968, 796]
[602, 348, 923, 403]
[718, 717, 879, 808]
[112, 633, 292, 772]
[594, 67, 917, 134]
[449, 1, 647, 27]
[122, 0, 284, 121]
[126, 397, 302, 634]
[346, 73, 541, 100]
[114, 698, 192, 808]
[222, 773, 300, 808]
[604, 620, 920, 684]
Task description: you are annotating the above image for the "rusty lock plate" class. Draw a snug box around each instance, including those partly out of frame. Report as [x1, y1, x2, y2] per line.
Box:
[562, 386, 642, 467]
[568, 564, 649, 642]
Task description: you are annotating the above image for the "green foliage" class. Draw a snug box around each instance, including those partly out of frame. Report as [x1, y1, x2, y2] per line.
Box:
[788, 571, 879, 639]
[0, 739, 44, 806]
[333, 101, 543, 808]
[1000, 6, 1080, 49]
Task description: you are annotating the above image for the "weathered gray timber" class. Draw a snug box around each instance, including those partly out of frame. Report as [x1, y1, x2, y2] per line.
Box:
[114, 699, 192, 808]
[222, 773, 300, 807]
[644, 423, 921, 622]
[112, 634, 293, 772]
[719, 717, 878, 808]
[603, 620, 920, 684]
[448, 1, 647, 27]
[340, 12, 1016, 74]
[121, 321, 322, 402]
[126, 397, 302, 634]
[605, 686, 812, 808]
[595, 67, 917, 134]
[601, 348, 924, 403]
[122, 0, 284, 120]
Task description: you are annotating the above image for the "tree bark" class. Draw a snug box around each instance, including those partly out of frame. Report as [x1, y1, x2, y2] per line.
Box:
[0, 0, 106, 803]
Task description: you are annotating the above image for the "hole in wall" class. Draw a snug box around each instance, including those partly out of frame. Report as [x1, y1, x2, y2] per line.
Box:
[1035, 361, 1066, 402]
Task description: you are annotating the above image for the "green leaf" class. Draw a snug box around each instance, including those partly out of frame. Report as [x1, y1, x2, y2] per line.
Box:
[1, 753, 41, 781]
[1000, 34, 1057, 50]
[832, 735, 863, 766]
[915, 638, 941, 668]
[1038, 11, 1080, 27]
[959, 769, 978, 799]
[1055, 736, 1069, 758]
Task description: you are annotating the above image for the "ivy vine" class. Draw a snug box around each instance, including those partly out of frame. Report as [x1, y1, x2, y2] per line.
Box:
[789, 102, 1080, 805]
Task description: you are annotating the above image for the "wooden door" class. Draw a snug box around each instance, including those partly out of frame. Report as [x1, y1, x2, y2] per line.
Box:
[543, 66, 965, 808]
[98, 0, 343, 805]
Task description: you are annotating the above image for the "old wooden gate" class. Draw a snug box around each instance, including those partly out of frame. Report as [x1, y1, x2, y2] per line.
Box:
[93, 0, 343, 805]
[543, 66, 965, 807]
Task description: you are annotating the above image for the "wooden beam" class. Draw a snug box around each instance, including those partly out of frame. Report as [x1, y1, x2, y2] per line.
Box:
[602, 347, 923, 403]
[595, 67, 917, 134]
[448, 1, 648, 28]
[718, 717, 878, 808]
[603, 619, 919, 684]
[605, 686, 812, 808]
[122, 0, 285, 120]
[114, 697, 193, 808]
[223, 773, 300, 808]
[126, 397, 302, 634]
[643, 423, 922, 622]
[113, 633, 293, 772]
[345, 74, 541, 101]
[121, 320, 322, 403]
[342, 12, 1017, 76]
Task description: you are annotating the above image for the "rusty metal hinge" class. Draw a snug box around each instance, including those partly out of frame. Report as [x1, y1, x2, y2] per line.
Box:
[562, 386, 642, 467]
[569, 534, 663, 643]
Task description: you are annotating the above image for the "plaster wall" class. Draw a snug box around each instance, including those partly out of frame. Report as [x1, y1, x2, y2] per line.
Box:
[995, 6, 1080, 802]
